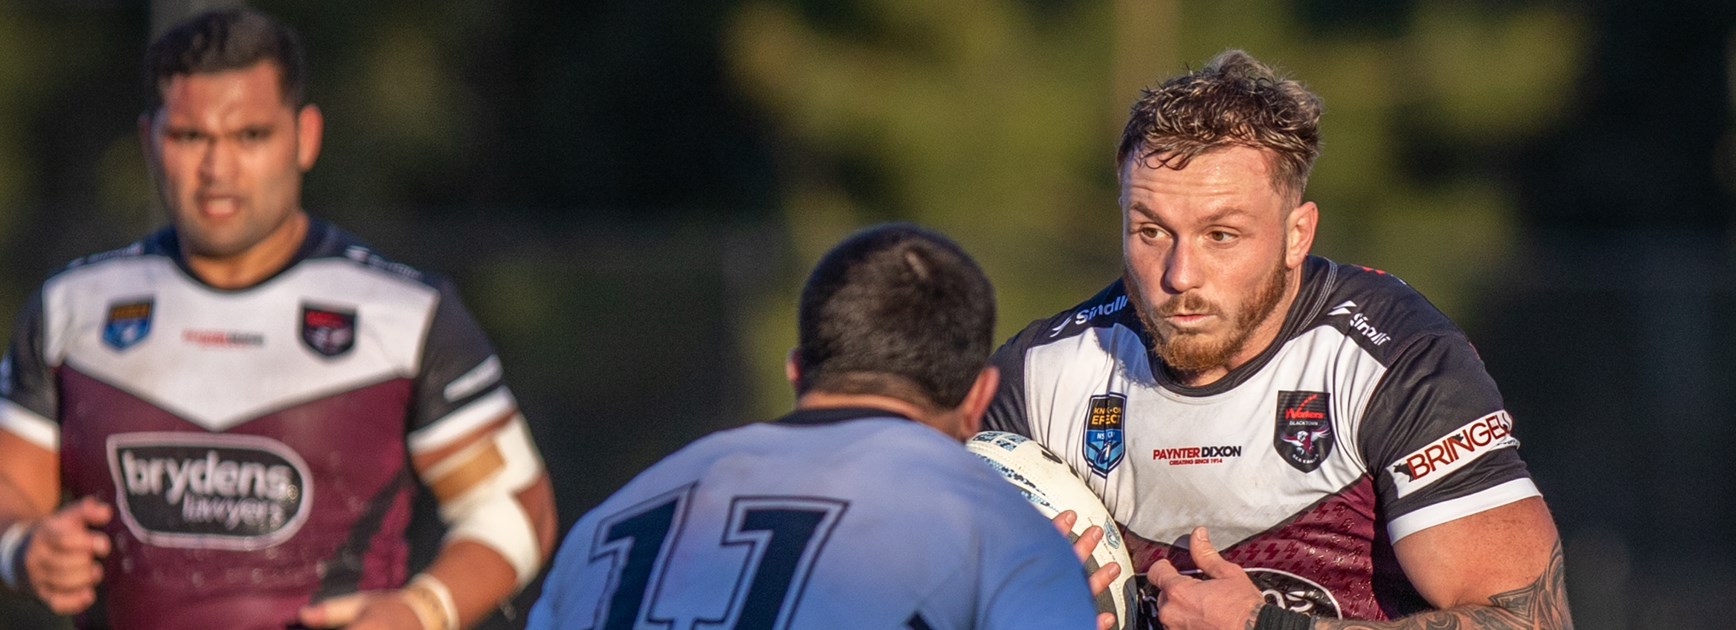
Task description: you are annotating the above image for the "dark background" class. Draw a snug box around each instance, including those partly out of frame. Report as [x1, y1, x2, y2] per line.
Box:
[0, 0, 1729, 628]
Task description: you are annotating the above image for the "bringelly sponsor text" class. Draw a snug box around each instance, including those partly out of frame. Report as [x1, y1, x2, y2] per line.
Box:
[107, 433, 311, 550]
[1388, 410, 1519, 498]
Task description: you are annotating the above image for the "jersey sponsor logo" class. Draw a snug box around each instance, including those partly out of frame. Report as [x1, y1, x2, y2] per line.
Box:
[1082, 393, 1127, 477]
[1250, 568, 1342, 618]
[106, 432, 313, 551]
[181, 329, 266, 348]
[1327, 301, 1390, 346]
[1274, 391, 1334, 473]
[102, 299, 154, 350]
[1150, 444, 1243, 466]
[300, 304, 357, 357]
[1050, 294, 1131, 337]
[1389, 410, 1519, 498]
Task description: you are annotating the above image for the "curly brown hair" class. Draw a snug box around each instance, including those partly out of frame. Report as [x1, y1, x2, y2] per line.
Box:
[1117, 50, 1323, 201]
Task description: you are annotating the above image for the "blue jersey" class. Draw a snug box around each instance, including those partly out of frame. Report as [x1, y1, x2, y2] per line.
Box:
[529, 407, 1097, 630]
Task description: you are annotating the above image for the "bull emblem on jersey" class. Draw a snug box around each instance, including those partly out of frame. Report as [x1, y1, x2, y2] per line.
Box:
[102, 299, 154, 351]
[1082, 393, 1127, 477]
[300, 305, 356, 358]
[1274, 391, 1334, 473]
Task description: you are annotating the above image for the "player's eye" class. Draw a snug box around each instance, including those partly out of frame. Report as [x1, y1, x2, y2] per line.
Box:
[1136, 225, 1164, 240]
[1207, 230, 1237, 243]
[238, 127, 271, 143]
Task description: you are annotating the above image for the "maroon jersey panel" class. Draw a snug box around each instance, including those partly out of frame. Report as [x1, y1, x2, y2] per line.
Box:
[59, 367, 415, 629]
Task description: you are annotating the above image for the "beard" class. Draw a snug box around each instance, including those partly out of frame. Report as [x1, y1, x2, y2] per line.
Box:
[1126, 257, 1290, 380]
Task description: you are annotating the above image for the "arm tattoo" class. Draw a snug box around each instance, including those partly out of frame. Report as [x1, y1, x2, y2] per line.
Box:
[1317, 540, 1572, 630]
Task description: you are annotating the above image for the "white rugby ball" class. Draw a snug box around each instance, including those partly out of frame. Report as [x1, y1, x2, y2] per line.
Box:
[967, 431, 1140, 630]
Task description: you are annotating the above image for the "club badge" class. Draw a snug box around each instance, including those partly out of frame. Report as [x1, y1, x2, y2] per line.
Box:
[1274, 391, 1334, 472]
[300, 305, 356, 358]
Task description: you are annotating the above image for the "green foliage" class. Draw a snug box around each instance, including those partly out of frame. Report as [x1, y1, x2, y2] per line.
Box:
[726, 0, 1588, 415]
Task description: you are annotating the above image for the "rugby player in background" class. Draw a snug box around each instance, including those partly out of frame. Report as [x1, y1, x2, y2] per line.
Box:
[0, 8, 555, 629]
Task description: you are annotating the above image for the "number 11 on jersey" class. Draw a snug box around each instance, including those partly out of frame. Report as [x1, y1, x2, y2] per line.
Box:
[587, 484, 850, 629]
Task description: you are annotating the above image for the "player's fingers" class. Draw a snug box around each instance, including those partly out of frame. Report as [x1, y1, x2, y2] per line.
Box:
[1088, 561, 1121, 596]
[1051, 510, 1079, 537]
[1146, 558, 1181, 585]
[1073, 524, 1104, 563]
[1097, 611, 1116, 630]
[1188, 527, 1242, 579]
[298, 592, 372, 628]
[72, 496, 113, 527]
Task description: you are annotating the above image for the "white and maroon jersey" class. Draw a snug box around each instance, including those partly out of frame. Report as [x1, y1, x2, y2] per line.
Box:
[985, 256, 1539, 621]
[528, 408, 1098, 630]
[0, 219, 517, 629]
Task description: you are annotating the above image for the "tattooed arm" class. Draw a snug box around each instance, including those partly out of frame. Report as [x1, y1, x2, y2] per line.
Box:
[1322, 497, 1572, 630]
[1149, 498, 1572, 630]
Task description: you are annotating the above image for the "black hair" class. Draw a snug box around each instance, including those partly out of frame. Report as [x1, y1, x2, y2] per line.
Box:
[143, 8, 308, 112]
[796, 223, 996, 409]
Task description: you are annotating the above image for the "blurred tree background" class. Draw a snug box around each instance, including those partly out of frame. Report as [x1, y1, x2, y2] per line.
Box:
[0, 0, 1729, 628]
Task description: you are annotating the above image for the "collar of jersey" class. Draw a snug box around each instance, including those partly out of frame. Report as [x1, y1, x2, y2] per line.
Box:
[773, 406, 916, 426]
[154, 217, 335, 293]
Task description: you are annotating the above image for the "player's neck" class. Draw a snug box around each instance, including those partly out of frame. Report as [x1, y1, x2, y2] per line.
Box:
[794, 392, 957, 437]
[184, 211, 310, 290]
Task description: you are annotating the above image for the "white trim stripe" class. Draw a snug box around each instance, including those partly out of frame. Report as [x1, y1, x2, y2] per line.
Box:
[408, 387, 516, 453]
[1387, 478, 1540, 542]
[443, 356, 502, 403]
[0, 400, 58, 451]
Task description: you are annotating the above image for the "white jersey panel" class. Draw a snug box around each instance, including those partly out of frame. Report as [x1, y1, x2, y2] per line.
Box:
[1021, 323, 1388, 548]
[42, 257, 436, 431]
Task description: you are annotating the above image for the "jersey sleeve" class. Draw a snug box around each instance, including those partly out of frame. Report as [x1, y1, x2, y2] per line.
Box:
[0, 289, 60, 450]
[404, 278, 517, 452]
[1359, 332, 1539, 541]
[983, 333, 1033, 436]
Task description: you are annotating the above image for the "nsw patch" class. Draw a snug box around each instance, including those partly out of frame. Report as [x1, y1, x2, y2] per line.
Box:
[102, 299, 154, 351]
[1274, 391, 1334, 472]
[300, 304, 356, 358]
[1082, 393, 1127, 477]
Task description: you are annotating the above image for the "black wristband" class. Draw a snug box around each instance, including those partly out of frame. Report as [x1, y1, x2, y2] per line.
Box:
[1254, 604, 1312, 630]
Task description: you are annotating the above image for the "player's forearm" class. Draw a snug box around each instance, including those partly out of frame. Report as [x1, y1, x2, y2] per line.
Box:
[421, 540, 520, 629]
[1310, 542, 1572, 630]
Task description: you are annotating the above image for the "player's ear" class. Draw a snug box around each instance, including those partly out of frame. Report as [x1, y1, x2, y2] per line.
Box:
[784, 348, 802, 389]
[138, 111, 158, 166]
[954, 366, 1000, 439]
[1285, 201, 1317, 269]
[295, 104, 324, 172]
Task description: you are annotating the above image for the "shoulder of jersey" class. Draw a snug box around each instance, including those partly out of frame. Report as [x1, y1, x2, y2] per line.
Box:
[56, 231, 172, 277]
[1007, 280, 1136, 350]
[1303, 261, 1462, 361]
[307, 224, 448, 290]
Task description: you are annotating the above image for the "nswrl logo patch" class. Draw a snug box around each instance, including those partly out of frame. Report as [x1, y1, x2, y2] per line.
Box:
[1082, 393, 1127, 477]
[103, 299, 154, 351]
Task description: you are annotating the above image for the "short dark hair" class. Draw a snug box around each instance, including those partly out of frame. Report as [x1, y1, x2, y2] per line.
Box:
[796, 223, 996, 410]
[143, 8, 308, 112]
[1117, 49, 1323, 201]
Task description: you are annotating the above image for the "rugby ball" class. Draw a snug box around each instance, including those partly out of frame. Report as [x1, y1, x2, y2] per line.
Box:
[967, 431, 1140, 630]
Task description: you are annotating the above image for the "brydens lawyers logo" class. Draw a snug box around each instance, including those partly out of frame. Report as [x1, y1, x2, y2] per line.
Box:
[1274, 391, 1334, 472]
[300, 304, 356, 357]
[1082, 393, 1127, 477]
[106, 432, 312, 551]
[102, 299, 154, 350]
